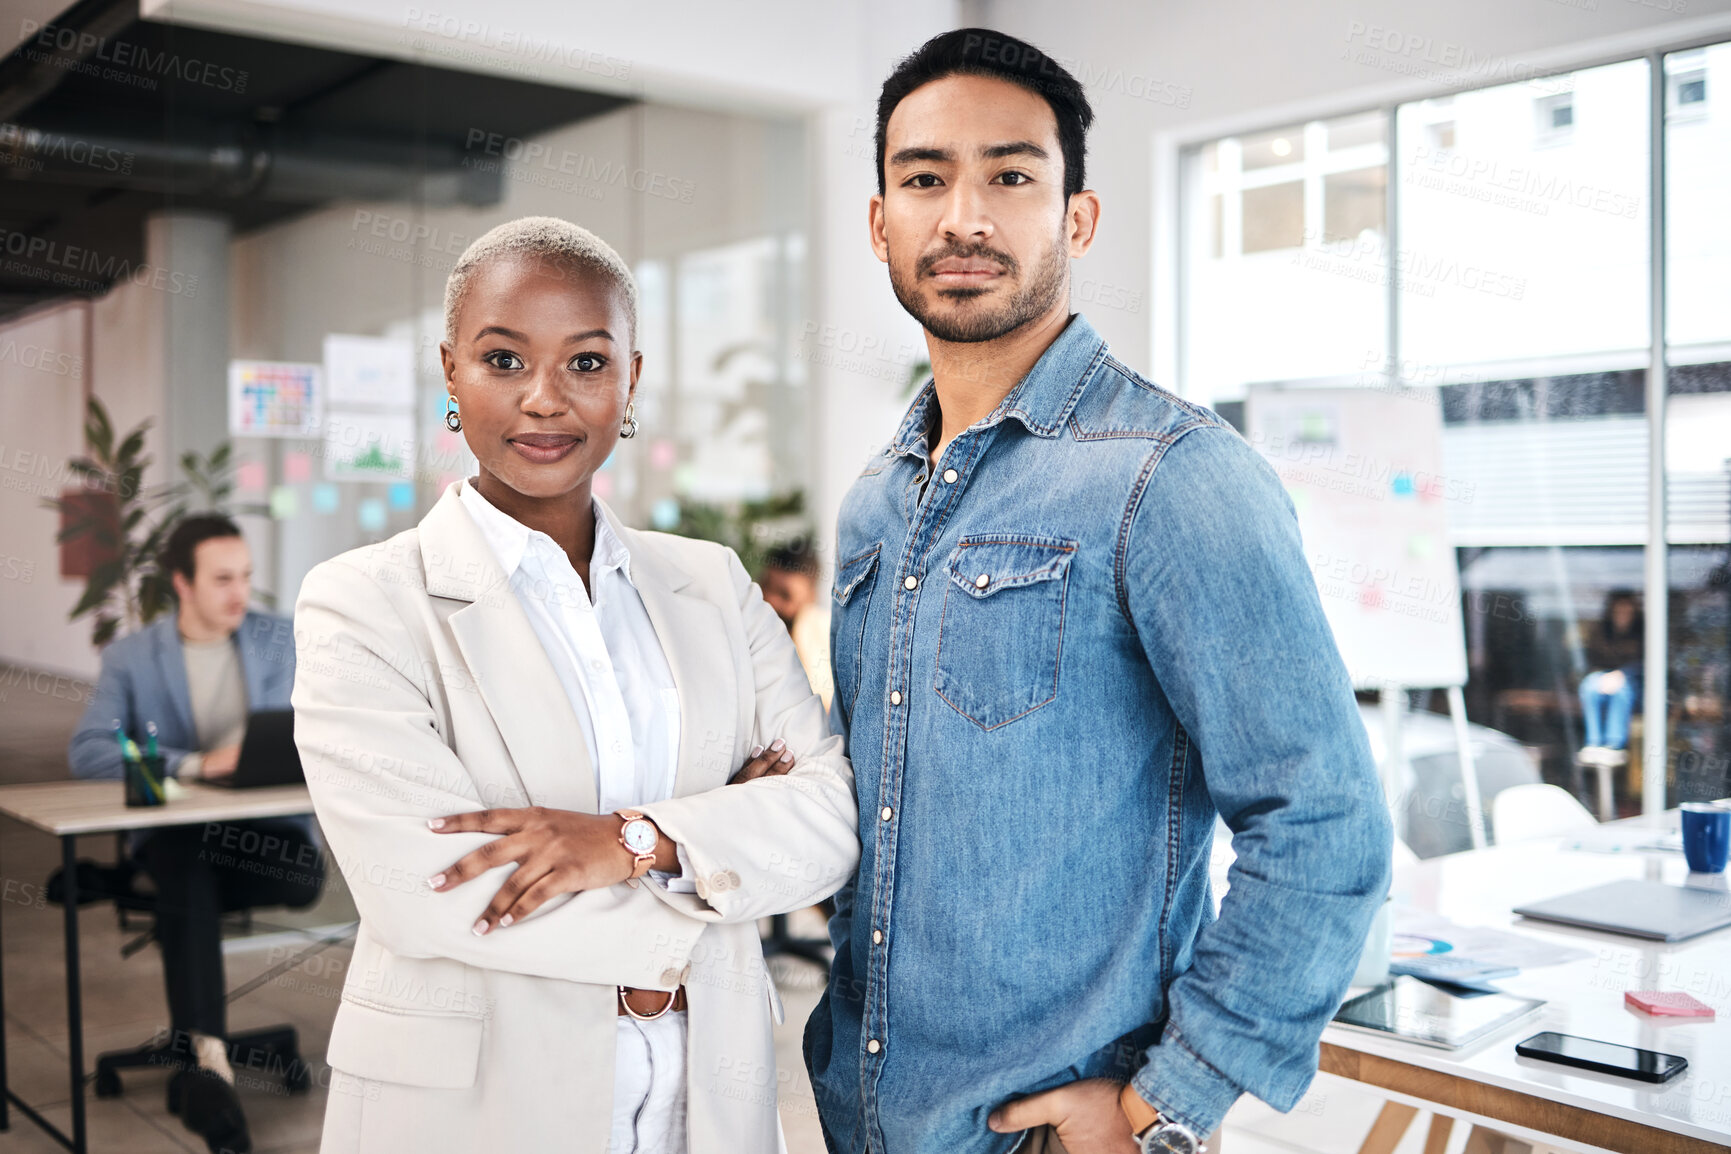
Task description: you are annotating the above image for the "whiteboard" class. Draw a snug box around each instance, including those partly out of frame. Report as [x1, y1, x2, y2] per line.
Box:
[1245, 386, 1468, 690]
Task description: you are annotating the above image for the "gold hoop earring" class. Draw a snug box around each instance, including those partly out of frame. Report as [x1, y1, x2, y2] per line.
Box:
[443, 395, 462, 432]
[620, 402, 639, 439]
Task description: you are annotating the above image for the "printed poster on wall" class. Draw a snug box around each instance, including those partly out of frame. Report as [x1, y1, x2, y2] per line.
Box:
[323, 334, 414, 409]
[228, 361, 321, 438]
[323, 410, 415, 482]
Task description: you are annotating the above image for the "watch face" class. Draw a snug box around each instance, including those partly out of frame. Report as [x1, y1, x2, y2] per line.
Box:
[622, 818, 657, 855]
[1145, 1124, 1200, 1154]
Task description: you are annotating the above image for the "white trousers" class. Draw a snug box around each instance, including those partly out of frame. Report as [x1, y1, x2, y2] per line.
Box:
[608, 1009, 688, 1154]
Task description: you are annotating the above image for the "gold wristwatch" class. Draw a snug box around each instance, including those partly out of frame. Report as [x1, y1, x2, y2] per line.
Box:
[615, 810, 659, 878]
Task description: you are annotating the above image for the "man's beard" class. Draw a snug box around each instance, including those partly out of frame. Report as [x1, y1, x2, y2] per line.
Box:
[888, 234, 1068, 344]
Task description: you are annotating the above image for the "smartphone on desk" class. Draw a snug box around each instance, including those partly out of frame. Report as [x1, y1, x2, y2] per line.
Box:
[1515, 1031, 1687, 1083]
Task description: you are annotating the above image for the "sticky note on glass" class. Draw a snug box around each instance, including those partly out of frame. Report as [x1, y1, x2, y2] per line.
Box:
[358, 497, 387, 532]
[269, 485, 297, 519]
[284, 451, 312, 482]
[1626, 991, 1715, 1018]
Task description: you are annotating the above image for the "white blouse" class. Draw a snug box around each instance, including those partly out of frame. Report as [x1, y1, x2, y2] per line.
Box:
[457, 478, 694, 887]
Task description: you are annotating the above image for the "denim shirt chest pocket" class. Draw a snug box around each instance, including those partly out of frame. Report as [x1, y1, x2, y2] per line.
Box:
[832, 543, 882, 718]
[933, 534, 1077, 730]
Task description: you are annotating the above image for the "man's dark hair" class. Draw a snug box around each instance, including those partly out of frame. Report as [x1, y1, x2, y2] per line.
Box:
[876, 28, 1094, 200]
[764, 537, 821, 581]
[161, 513, 243, 587]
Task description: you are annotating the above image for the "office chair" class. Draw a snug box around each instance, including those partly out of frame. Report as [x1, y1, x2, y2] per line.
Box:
[45, 834, 322, 1100]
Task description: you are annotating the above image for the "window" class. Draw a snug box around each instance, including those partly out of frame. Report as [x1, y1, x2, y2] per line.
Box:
[1241, 181, 1305, 253]
[1181, 112, 1388, 402]
[1181, 48, 1731, 817]
[1534, 92, 1576, 147]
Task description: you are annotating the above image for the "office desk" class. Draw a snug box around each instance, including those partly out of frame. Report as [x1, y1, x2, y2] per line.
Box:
[0, 779, 314, 1154]
[1315, 814, 1730, 1154]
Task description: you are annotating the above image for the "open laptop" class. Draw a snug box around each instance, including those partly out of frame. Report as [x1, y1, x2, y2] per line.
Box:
[203, 709, 305, 789]
[1513, 879, 1731, 943]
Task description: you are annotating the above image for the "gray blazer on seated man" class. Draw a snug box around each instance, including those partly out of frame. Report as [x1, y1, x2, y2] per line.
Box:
[67, 579, 311, 850]
[65, 513, 320, 1154]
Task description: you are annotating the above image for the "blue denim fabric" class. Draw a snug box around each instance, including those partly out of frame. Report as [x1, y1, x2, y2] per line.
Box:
[1579, 669, 1640, 749]
[803, 314, 1393, 1153]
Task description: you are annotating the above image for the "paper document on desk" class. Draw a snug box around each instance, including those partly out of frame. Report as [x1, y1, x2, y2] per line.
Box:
[1559, 824, 1684, 855]
[1392, 906, 1591, 970]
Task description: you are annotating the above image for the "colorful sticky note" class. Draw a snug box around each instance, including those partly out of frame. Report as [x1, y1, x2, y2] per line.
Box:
[284, 451, 312, 482]
[388, 482, 415, 510]
[236, 461, 268, 493]
[649, 439, 678, 471]
[651, 498, 680, 530]
[269, 485, 298, 519]
[1391, 472, 1415, 497]
[1407, 533, 1435, 560]
[358, 498, 387, 532]
[312, 483, 340, 514]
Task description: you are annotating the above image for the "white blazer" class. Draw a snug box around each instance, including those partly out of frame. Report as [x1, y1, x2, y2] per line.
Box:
[290, 478, 859, 1153]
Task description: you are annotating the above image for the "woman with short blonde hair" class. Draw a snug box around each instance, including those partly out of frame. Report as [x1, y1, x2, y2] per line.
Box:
[293, 215, 858, 1153]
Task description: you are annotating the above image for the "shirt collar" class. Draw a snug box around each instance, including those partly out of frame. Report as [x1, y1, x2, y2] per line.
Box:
[889, 312, 1107, 458]
[457, 477, 635, 586]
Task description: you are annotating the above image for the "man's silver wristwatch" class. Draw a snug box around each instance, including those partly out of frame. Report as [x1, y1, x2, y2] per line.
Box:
[1120, 1083, 1205, 1154]
[1140, 1120, 1204, 1154]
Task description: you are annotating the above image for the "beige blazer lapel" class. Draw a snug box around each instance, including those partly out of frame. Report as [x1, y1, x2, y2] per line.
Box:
[599, 499, 741, 799]
[418, 481, 598, 814]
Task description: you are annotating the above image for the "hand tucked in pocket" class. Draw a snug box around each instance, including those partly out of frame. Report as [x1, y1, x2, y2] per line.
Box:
[987, 1078, 1140, 1154]
[428, 740, 798, 934]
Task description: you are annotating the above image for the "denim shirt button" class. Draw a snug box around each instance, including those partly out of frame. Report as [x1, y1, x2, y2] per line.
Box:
[975, 572, 990, 589]
[880, 806, 893, 821]
[890, 691, 903, 706]
[867, 1038, 882, 1054]
[872, 929, 883, 944]
[943, 468, 958, 483]
[903, 575, 918, 590]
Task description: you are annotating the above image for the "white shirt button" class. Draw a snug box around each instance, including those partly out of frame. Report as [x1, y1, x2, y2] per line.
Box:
[975, 573, 990, 589]
[943, 469, 958, 483]
[867, 1039, 881, 1054]
[904, 575, 918, 590]
[890, 691, 903, 706]
[872, 929, 883, 944]
[881, 806, 893, 821]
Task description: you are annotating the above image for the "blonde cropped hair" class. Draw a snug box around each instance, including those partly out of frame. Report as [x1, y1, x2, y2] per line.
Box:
[442, 215, 638, 349]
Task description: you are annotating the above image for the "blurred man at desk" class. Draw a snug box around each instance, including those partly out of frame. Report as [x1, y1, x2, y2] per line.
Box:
[68, 513, 322, 1154]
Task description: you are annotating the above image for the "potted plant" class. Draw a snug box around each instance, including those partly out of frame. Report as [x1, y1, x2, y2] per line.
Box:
[43, 397, 262, 648]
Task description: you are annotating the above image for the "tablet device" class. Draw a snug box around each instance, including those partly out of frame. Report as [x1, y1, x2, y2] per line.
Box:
[1512, 879, 1731, 942]
[1332, 976, 1545, 1050]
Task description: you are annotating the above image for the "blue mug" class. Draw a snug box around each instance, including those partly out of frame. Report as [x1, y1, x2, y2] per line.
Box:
[1680, 803, 1730, 874]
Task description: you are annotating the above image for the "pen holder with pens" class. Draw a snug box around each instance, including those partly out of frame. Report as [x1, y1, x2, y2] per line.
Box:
[115, 719, 168, 807]
[125, 752, 168, 807]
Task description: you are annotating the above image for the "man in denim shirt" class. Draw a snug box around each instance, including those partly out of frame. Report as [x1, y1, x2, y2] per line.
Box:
[804, 29, 1393, 1154]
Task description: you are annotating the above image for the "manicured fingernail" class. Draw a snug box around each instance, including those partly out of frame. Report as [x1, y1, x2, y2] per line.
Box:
[472, 919, 488, 936]
[770, 738, 785, 752]
[780, 751, 793, 763]
[499, 914, 513, 927]
[750, 745, 764, 757]
[427, 818, 445, 830]
[427, 873, 445, 889]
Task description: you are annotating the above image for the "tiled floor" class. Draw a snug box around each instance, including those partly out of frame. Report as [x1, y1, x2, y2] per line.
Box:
[0, 663, 1516, 1154]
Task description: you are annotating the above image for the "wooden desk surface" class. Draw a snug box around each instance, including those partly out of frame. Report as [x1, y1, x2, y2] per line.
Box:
[0, 779, 314, 836]
[1212, 812, 1731, 1152]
